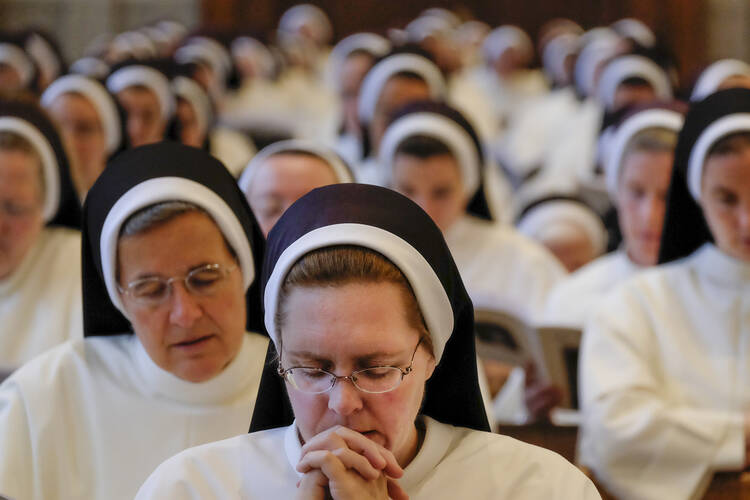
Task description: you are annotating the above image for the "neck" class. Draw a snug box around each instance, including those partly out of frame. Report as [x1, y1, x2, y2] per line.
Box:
[396, 421, 424, 468]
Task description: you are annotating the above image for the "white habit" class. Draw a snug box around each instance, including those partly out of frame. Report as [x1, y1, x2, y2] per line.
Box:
[579, 244, 750, 500]
[543, 249, 642, 329]
[0, 226, 82, 371]
[444, 215, 566, 325]
[136, 415, 602, 499]
[0, 331, 268, 500]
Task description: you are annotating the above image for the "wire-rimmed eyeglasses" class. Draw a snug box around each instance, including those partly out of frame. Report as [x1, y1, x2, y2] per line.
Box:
[278, 338, 424, 394]
[117, 263, 237, 306]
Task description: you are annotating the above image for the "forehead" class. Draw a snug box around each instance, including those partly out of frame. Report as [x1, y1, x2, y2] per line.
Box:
[393, 153, 461, 181]
[254, 154, 337, 188]
[281, 281, 419, 354]
[117, 86, 160, 110]
[703, 147, 750, 185]
[377, 76, 430, 110]
[49, 92, 99, 120]
[0, 148, 42, 188]
[117, 211, 233, 274]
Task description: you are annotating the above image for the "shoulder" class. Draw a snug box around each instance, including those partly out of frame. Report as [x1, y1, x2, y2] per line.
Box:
[136, 427, 289, 499]
[550, 252, 625, 298]
[3, 335, 133, 394]
[434, 421, 599, 498]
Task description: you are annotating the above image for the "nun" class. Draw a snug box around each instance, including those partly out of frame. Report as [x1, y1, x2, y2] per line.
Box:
[238, 139, 353, 237]
[106, 60, 175, 147]
[0, 142, 269, 500]
[596, 54, 673, 114]
[543, 106, 683, 328]
[41, 74, 125, 201]
[136, 183, 601, 499]
[0, 37, 36, 93]
[380, 100, 565, 324]
[171, 69, 255, 177]
[579, 88, 750, 499]
[0, 99, 81, 373]
[691, 58, 750, 102]
[516, 195, 608, 273]
[354, 50, 446, 185]
[327, 33, 390, 165]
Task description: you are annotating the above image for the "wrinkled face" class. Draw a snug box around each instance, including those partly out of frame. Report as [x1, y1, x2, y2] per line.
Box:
[701, 147, 750, 261]
[248, 154, 339, 237]
[280, 281, 436, 466]
[47, 92, 108, 198]
[0, 150, 44, 280]
[117, 211, 246, 382]
[340, 53, 374, 135]
[542, 228, 598, 272]
[612, 82, 657, 112]
[0, 62, 22, 91]
[392, 152, 467, 232]
[616, 150, 673, 266]
[369, 76, 430, 153]
[116, 86, 165, 147]
[176, 98, 204, 148]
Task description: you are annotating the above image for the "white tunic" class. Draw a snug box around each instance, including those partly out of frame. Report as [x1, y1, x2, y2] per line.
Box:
[0, 331, 269, 500]
[579, 244, 750, 500]
[444, 215, 566, 325]
[543, 250, 642, 329]
[136, 416, 602, 499]
[0, 227, 82, 372]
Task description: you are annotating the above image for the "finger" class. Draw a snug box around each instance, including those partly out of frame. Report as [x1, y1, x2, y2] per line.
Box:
[302, 426, 403, 477]
[296, 471, 328, 500]
[298, 448, 382, 481]
[387, 477, 410, 500]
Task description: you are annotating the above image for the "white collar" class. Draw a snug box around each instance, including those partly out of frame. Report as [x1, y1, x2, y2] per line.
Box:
[691, 243, 750, 288]
[131, 332, 259, 405]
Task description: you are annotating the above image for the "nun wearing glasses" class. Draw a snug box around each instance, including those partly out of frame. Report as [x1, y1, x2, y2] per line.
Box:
[137, 184, 600, 499]
[0, 142, 269, 500]
[0, 99, 81, 373]
[579, 88, 750, 499]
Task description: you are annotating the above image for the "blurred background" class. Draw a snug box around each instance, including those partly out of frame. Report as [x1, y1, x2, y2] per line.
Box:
[1, 0, 748, 85]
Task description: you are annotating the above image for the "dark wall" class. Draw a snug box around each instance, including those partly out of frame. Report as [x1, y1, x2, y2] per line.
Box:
[202, 0, 706, 86]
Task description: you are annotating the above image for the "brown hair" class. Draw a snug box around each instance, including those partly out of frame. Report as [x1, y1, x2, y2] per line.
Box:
[623, 126, 678, 158]
[276, 245, 432, 353]
[707, 131, 750, 157]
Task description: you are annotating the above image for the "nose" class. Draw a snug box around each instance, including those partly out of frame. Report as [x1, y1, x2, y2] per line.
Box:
[168, 282, 203, 328]
[327, 377, 363, 416]
[641, 194, 664, 229]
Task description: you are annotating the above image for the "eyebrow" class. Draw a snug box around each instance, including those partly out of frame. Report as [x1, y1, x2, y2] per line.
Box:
[284, 350, 405, 366]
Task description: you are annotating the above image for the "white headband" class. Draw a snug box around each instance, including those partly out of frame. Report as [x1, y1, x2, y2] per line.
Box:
[279, 4, 332, 44]
[687, 113, 750, 201]
[691, 59, 750, 102]
[176, 38, 232, 82]
[329, 33, 390, 88]
[264, 223, 454, 362]
[611, 18, 656, 48]
[542, 33, 580, 84]
[41, 74, 123, 153]
[100, 177, 255, 316]
[406, 16, 452, 43]
[231, 37, 275, 79]
[597, 55, 672, 109]
[106, 65, 175, 119]
[574, 32, 622, 97]
[378, 112, 480, 199]
[110, 31, 158, 60]
[25, 33, 61, 83]
[172, 76, 212, 140]
[238, 139, 353, 195]
[357, 54, 446, 124]
[518, 200, 608, 255]
[0, 43, 34, 88]
[69, 57, 110, 80]
[0, 117, 60, 222]
[605, 109, 683, 198]
[482, 25, 533, 65]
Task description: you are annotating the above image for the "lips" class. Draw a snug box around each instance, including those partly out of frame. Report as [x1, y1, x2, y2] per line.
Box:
[171, 334, 214, 351]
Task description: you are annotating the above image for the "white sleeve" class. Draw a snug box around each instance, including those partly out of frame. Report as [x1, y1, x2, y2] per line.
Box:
[0, 378, 36, 500]
[136, 445, 244, 500]
[579, 285, 745, 500]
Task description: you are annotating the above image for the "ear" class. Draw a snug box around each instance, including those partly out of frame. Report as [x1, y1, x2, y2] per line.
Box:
[423, 352, 437, 381]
